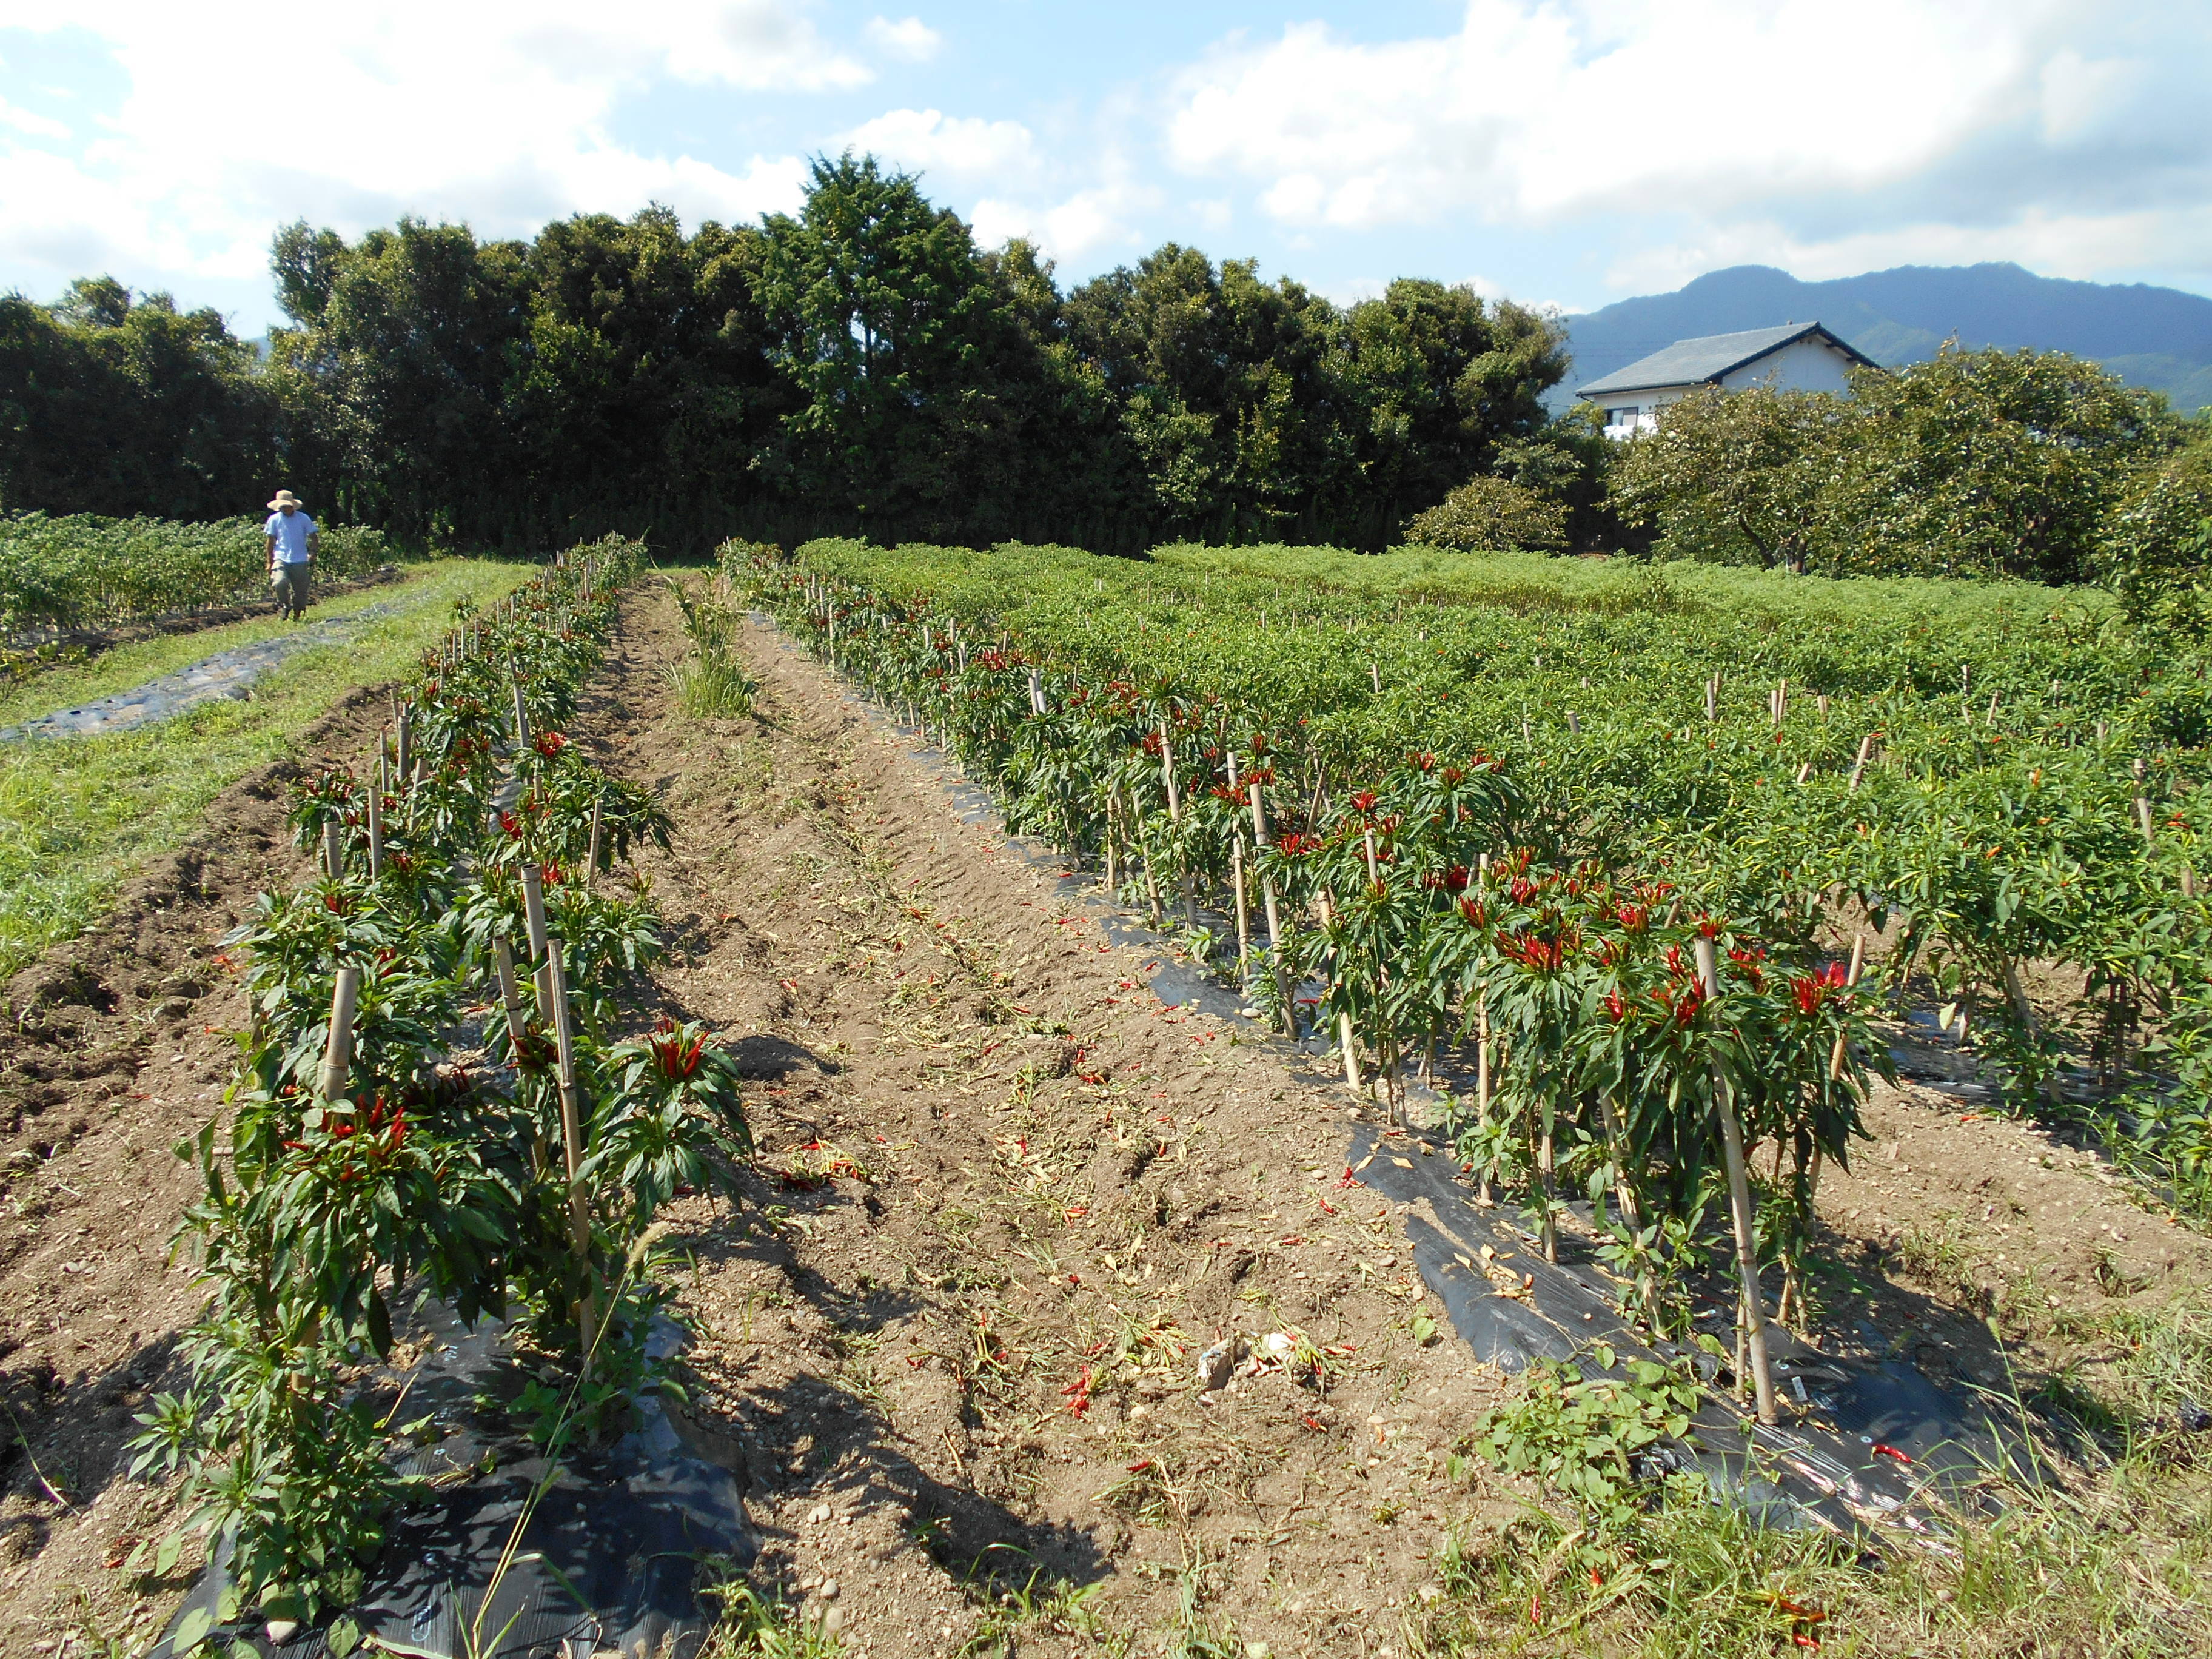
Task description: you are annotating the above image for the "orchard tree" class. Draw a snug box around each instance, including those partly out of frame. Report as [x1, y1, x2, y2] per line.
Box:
[2100, 438, 2212, 631]
[1822, 344, 2180, 581]
[1607, 384, 1847, 571]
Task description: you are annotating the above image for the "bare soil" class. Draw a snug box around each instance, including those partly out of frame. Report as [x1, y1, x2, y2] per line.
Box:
[2, 584, 2208, 1657]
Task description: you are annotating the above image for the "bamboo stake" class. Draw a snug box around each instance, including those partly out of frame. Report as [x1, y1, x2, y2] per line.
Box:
[1694, 936, 1777, 1425]
[586, 799, 603, 891]
[1537, 1105, 1558, 1264]
[492, 937, 529, 1050]
[1316, 888, 1361, 1091]
[520, 862, 556, 1016]
[1159, 720, 1197, 930]
[1227, 753, 1252, 985]
[1847, 734, 1875, 793]
[1829, 933, 1866, 1080]
[1103, 786, 1120, 898]
[322, 819, 344, 882]
[545, 938, 597, 1353]
[1474, 852, 1493, 1205]
[512, 680, 532, 752]
[317, 967, 361, 1103]
[367, 753, 385, 878]
[1247, 771, 1295, 1035]
[396, 707, 412, 787]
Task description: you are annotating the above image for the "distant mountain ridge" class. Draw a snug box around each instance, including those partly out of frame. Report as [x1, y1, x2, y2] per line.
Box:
[1558, 263, 2212, 415]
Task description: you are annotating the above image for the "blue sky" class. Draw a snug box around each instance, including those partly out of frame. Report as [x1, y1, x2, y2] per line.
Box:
[3, 1, 2210, 335]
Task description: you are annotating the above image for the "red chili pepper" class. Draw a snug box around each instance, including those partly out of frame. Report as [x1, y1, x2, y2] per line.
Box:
[1061, 1366, 1092, 1415]
[1871, 1442, 1911, 1464]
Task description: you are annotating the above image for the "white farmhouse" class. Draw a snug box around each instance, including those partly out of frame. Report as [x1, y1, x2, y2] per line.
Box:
[1575, 321, 1877, 438]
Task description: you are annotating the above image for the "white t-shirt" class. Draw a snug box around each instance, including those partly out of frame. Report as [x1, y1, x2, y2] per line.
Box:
[266, 510, 317, 563]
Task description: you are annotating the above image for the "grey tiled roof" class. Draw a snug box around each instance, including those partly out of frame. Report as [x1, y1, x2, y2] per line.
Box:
[1575, 322, 1875, 398]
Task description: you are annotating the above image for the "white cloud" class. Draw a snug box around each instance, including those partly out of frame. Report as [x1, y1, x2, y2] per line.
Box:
[838, 108, 1041, 184]
[1161, 0, 2212, 293]
[969, 179, 1158, 262]
[864, 15, 943, 62]
[0, 96, 68, 141]
[2037, 49, 2144, 147]
[1187, 197, 1231, 232]
[1168, 1, 2056, 227]
[0, 1, 847, 295]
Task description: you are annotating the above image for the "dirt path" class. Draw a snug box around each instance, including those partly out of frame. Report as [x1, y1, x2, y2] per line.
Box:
[594, 588, 1521, 1655]
[4, 583, 2208, 1656]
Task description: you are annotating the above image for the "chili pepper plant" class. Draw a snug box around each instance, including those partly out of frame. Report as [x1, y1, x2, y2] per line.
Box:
[132, 538, 754, 1644]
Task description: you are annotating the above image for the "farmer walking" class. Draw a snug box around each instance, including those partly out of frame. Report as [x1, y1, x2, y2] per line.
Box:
[265, 489, 319, 620]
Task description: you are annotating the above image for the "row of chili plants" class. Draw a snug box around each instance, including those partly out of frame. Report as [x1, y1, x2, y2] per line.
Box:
[133, 537, 756, 1651]
[729, 543, 1907, 1426]
[754, 539, 2212, 1208]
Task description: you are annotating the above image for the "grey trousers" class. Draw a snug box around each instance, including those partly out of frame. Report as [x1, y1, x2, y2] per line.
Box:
[272, 560, 312, 617]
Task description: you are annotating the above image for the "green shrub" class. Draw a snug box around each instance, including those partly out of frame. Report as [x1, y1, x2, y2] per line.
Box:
[1404, 475, 1569, 552]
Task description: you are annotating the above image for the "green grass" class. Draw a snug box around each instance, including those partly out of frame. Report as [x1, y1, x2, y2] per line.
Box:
[0, 558, 526, 978]
[1417, 1304, 2212, 1658]
[665, 575, 760, 719]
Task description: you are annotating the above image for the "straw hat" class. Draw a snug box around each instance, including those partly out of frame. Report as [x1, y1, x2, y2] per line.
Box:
[267, 489, 304, 511]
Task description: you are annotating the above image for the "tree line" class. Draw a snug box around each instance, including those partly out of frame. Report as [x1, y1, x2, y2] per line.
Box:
[5, 149, 2205, 605]
[0, 155, 1565, 557]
